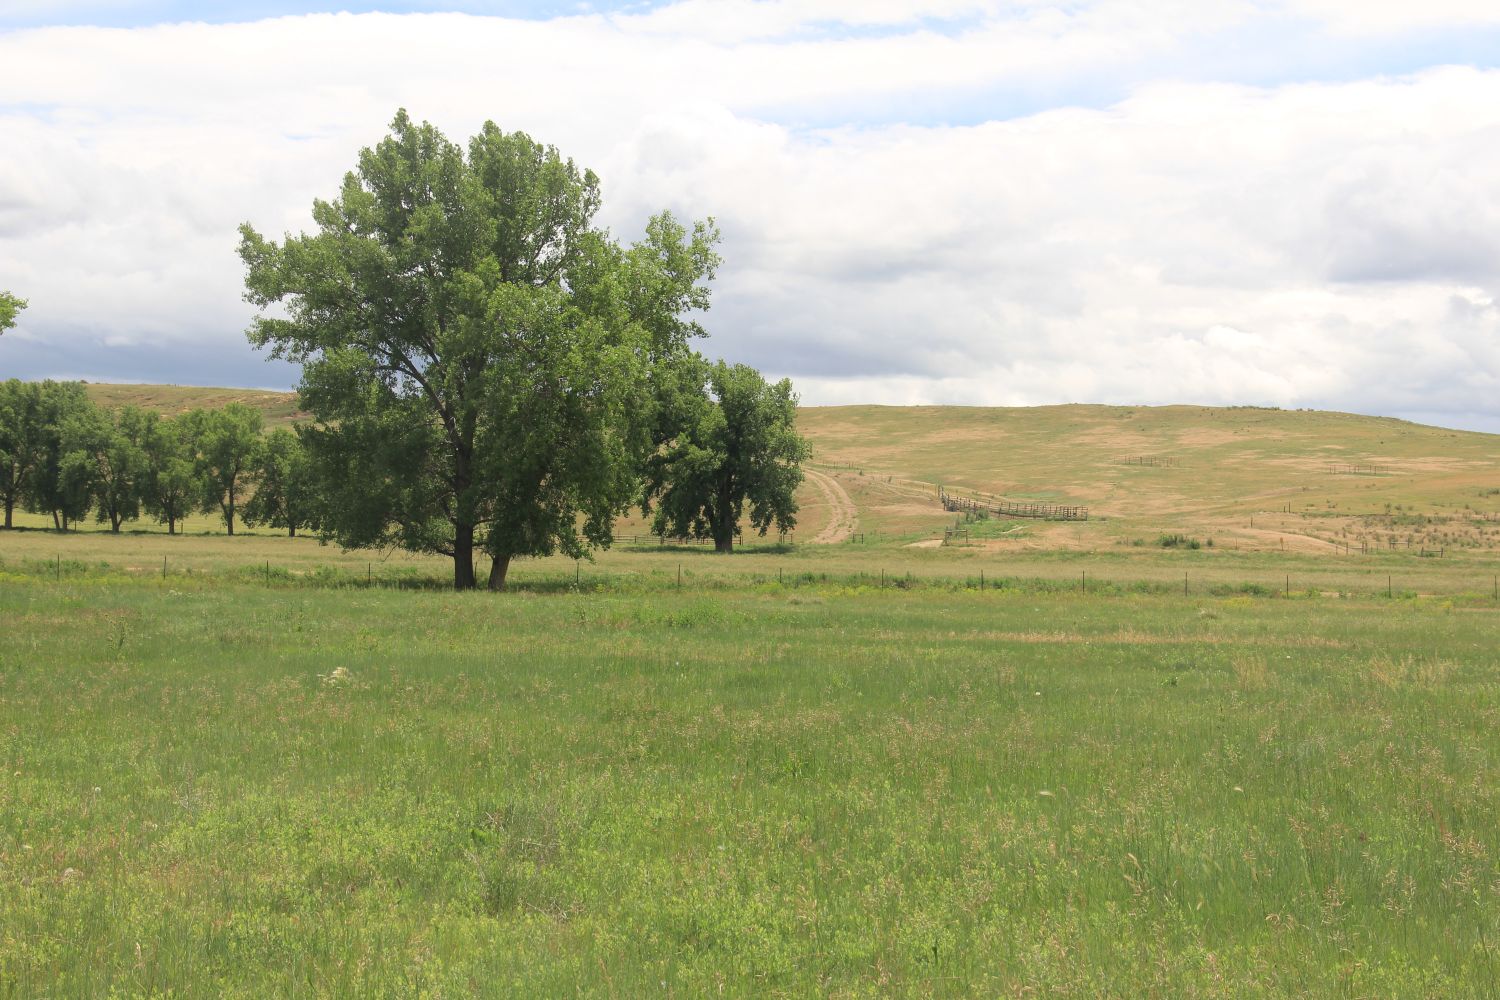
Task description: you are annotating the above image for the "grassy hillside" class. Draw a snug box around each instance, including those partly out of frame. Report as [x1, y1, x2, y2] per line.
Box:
[74, 385, 1500, 553]
[800, 404, 1500, 553]
[83, 382, 306, 428]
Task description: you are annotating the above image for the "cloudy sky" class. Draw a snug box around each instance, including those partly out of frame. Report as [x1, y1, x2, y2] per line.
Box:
[2, 2, 1499, 429]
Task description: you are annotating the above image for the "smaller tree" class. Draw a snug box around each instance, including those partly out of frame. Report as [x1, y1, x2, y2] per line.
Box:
[0, 291, 24, 333]
[0, 379, 45, 528]
[184, 404, 263, 535]
[62, 404, 147, 533]
[140, 414, 196, 535]
[25, 381, 95, 531]
[243, 427, 317, 537]
[646, 360, 809, 553]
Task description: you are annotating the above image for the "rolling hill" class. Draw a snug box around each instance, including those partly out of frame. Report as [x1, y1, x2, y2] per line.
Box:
[79, 384, 1500, 554]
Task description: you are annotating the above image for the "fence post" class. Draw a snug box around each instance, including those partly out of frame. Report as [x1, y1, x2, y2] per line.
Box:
[1184, 572, 1188, 597]
[980, 570, 984, 591]
[163, 555, 167, 580]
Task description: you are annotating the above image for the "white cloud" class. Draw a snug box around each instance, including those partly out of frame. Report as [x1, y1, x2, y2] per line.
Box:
[1, 5, 1499, 429]
[1287, 0, 1500, 34]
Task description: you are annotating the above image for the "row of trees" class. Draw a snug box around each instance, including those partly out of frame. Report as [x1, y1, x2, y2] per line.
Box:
[0, 384, 311, 537]
[237, 110, 808, 590]
[1, 360, 805, 565]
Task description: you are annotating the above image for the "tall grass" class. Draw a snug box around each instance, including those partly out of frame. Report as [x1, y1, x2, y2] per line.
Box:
[1, 574, 1496, 996]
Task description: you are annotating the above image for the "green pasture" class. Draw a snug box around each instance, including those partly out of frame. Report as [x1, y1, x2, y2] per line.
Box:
[2, 562, 1498, 997]
[4, 513, 1500, 600]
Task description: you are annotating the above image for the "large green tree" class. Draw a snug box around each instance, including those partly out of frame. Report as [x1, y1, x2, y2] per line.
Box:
[240, 110, 718, 590]
[242, 427, 317, 537]
[183, 403, 263, 535]
[646, 360, 809, 553]
[0, 292, 24, 333]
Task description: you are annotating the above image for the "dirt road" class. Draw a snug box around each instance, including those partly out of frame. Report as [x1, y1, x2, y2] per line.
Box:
[805, 468, 859, 544]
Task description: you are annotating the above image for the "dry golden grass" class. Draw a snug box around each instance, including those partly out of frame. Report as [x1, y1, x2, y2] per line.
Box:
[53, 385, 1500, 557]
[82, 383, 307, 427]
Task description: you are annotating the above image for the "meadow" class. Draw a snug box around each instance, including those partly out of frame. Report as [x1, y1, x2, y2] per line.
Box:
[3, 390, 1498, 996]
[2, 566, 1498, 997]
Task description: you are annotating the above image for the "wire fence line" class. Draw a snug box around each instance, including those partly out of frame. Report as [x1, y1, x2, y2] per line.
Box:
[8, 554, 1497, 602]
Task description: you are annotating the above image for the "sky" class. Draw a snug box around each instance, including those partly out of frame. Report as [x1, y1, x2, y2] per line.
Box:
[2, 2, 1500, 430]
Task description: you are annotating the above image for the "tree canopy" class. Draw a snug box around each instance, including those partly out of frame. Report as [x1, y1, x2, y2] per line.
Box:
[242, 426, 317, 538]
[646, 360, 809, 553]
[182, 403, 264, 536]
[0, 380, 45, 529]
[0, 291, 24, 333]
[240, 110, 719, 589]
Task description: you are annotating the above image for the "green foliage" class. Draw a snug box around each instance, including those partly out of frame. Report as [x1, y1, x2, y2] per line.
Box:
[243, 427, 317, 537]
[138, 413, 196, 535]
[647, 360, 810, 553]
[240, 109, 719, 590]
[0, 290, 24, 332]
[182, 403, 264, 535]
[0, 379, 46, 528]
[60, 403, 149, 532]
[22, 380, 94, 530]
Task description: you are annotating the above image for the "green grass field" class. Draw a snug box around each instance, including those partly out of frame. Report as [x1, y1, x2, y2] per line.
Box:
[2, 571, 1497, 996]
[5, 389, 1498, 995]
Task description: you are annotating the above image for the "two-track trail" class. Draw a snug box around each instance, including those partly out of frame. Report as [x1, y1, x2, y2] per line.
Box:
[805, 468, 859, 544]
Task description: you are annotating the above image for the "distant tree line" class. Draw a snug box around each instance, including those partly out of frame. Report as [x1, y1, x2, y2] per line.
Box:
[0, 362, 803, 569]
[0, 384, 312, 537]
[1, 112, 809, 588]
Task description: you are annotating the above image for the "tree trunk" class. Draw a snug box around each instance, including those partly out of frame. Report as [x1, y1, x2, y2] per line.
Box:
[288, 525, 296, 538]
[168, 514, 176, 536]
[453, 523, 477, 590]
[111, 511, 122, 533]
[712, 485, 734, 553]
[52, 510, 60, 531]
[224, 499, 235, 536]
[487, 553, 511, 592]
[3, 497, 11, 529]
